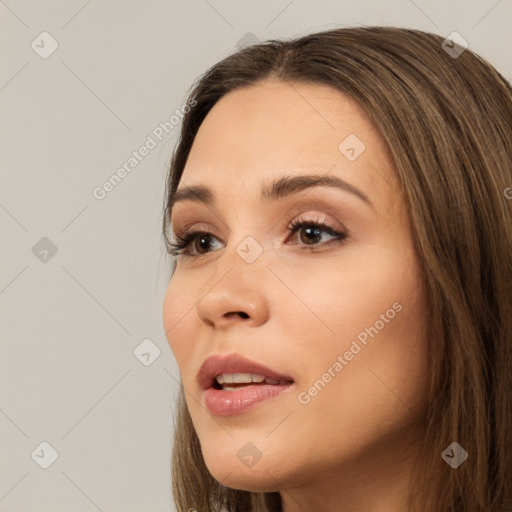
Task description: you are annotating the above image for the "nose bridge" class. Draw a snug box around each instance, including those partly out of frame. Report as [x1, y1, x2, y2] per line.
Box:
[195, 233, 271, 328]
[216, 208, 271, 281]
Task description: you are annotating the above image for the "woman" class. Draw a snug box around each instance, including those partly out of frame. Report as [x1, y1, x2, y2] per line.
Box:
[162, 27, 512, 512]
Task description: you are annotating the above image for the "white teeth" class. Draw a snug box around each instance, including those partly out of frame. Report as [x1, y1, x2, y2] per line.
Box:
[264, 376, 280, 385]
[215, 373, 268, 385]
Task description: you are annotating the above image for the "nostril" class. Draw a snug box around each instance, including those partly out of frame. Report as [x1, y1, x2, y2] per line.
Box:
[222, 311, 250, 320]
[227, 311, 249, 319]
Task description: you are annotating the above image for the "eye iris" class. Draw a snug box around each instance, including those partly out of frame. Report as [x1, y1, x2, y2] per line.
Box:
[195, 235, 212, 253]
[300, 226, 322, 245]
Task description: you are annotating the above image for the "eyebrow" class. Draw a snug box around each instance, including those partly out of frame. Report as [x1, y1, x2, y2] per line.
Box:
[167, 174, 373, 214]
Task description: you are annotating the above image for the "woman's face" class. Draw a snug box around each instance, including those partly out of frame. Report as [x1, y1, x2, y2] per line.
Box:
[163, 79, 429, 496]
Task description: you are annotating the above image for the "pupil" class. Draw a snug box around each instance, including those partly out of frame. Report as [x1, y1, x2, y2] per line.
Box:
[302, 226, 321, 244]
[198, 236, 210, 252]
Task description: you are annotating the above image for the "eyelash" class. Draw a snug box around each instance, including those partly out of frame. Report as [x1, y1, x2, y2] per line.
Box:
[168, 216, 348, 258]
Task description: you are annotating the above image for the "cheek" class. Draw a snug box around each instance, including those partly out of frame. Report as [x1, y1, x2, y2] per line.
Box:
[285, 242, 429, 422]
[272, 289, 429, 478]
[281, 239, 421, 351]
[162, 274, 199, 369]
[307, 286, 429, 458]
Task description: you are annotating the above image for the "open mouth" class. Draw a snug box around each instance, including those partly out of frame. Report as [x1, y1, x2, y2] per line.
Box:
[198, 353, 295, 415]
[212, 372, 294, 391]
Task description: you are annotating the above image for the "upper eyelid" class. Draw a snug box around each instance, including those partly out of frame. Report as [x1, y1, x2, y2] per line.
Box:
[172, 216, 344, 239]
[171, 199, 350, 234]
[178, 216, 338, 234]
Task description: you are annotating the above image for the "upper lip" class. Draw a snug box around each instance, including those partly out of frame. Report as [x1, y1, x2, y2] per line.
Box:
[197, 353, 294, 390]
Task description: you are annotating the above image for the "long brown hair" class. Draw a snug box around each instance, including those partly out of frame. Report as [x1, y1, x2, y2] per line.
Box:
[163, 26, 512, 512]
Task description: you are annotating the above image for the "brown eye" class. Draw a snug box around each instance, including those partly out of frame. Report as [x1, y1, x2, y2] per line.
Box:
[297, 225, 324, 245]
[168, 218, 347, 258]
[192, 234, 216, 254]
[168, 230, 222, 257]
[287, 218, 347, 248]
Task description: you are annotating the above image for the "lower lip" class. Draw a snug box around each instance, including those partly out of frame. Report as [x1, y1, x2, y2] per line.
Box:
[204, 383, 293, 416]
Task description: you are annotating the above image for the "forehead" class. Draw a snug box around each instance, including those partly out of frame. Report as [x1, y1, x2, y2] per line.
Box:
[180, 79, 400, 213]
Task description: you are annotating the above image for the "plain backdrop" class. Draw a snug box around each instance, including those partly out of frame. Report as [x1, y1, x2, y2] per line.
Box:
[1, 1, 510, 511]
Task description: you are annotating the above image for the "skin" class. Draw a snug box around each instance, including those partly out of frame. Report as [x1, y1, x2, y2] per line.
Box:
[163, 79, 430, 512]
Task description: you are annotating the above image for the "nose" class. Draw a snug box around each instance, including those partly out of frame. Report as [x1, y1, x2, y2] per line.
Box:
[195, 260, 270, 330]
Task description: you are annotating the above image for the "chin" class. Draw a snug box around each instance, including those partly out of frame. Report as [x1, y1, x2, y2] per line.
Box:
[200, 438, 286, 492]
[206, 462, 280, 492]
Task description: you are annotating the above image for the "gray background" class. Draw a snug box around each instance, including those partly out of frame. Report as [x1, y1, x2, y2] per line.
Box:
[1, 1, 510, 511]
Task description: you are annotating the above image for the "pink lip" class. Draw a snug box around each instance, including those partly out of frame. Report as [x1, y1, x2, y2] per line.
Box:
[198, 353, 294, 416]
